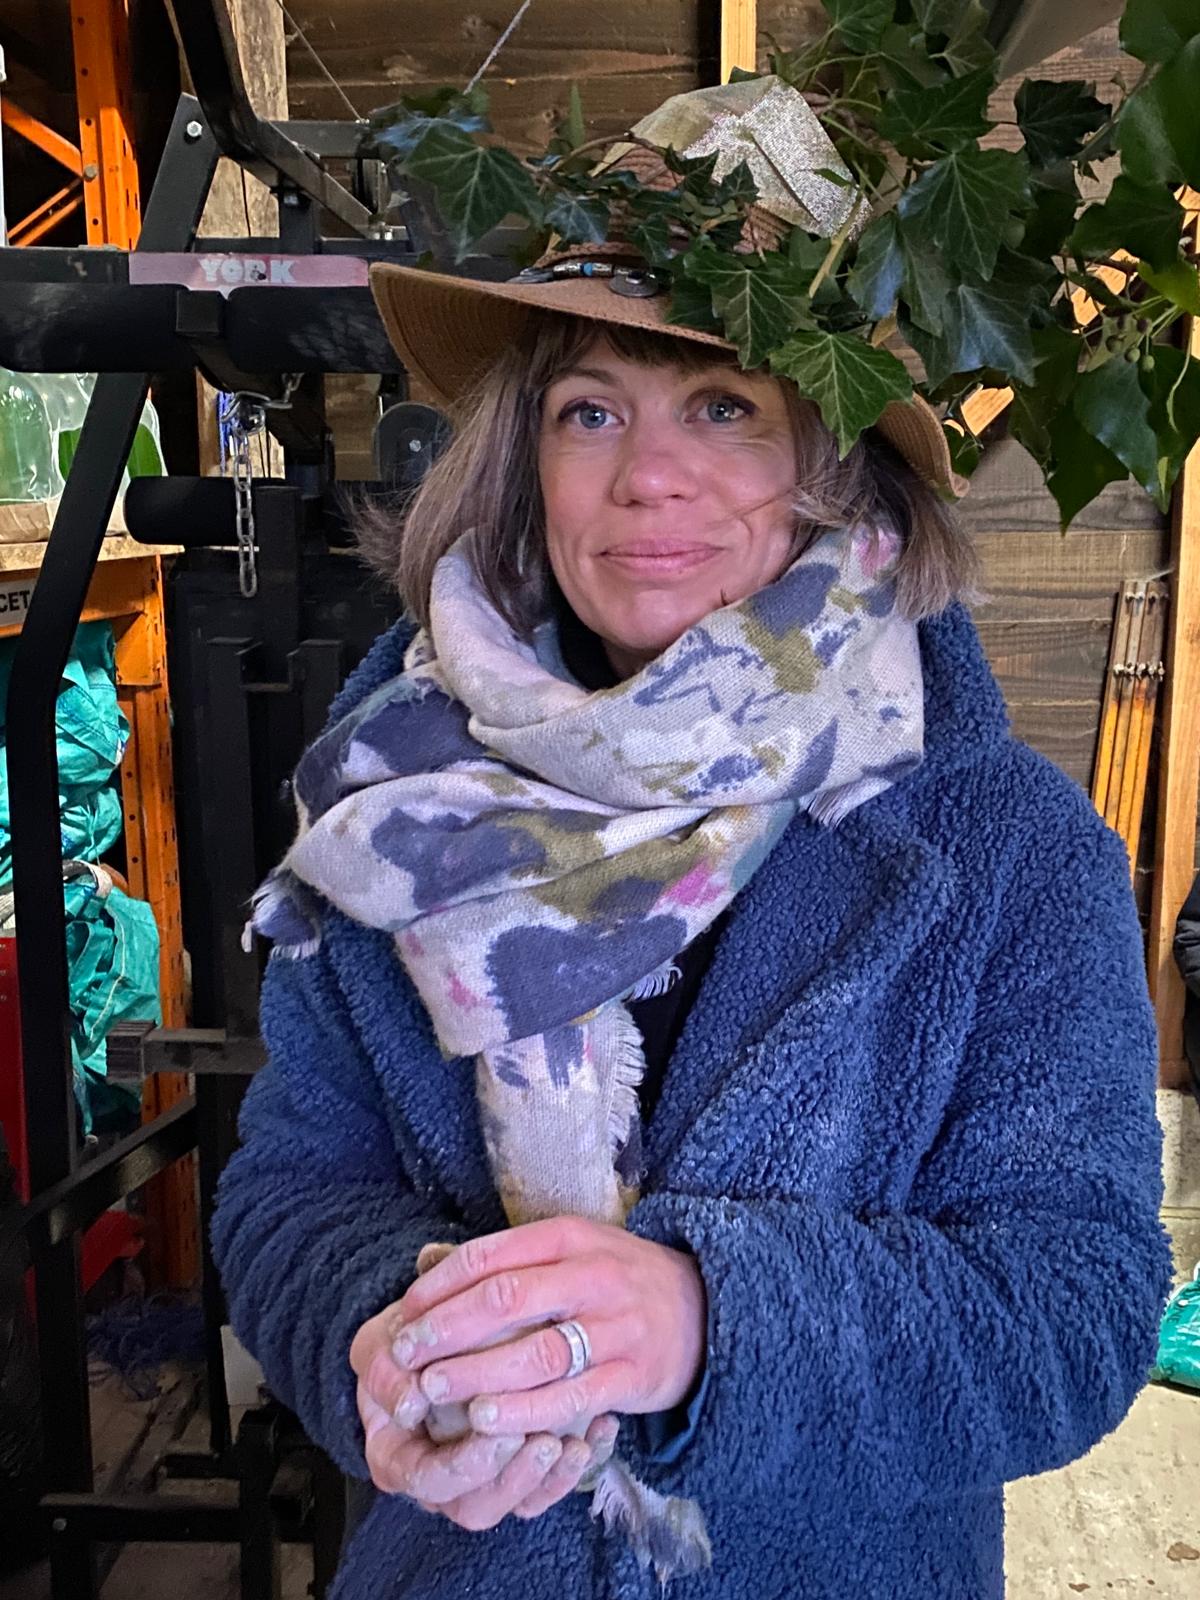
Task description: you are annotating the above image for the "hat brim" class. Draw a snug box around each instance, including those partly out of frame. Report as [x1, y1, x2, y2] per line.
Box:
[369, 261, 967, 498]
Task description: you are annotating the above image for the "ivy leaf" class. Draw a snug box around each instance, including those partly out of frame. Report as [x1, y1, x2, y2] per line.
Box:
[900, 243, 953, 338]
[850, 211, 954, 335]
[1120, 0, 1200, 65]
[713, 158, 759, 206]
[360, 86, 490, 162]
[898, 147, 1030, 281]
[1139, 256, 1200, 314]
[821, 0, 895, 54]
[1046, 408, 1129, 529]
[629, 205, 678, 267]
[1014, 80, 1109, 167]
[1118, 36, 1200, 186]
[878, 67, 993, 157]
[404, 123, 541, 261]
[943, 422, 980, 478]
[937, 1, 995, 76]
[544, 190, 608, 246]
[910, 0, 991, 32]
[786, 228, 845, 309]
[903, 269, 1038, 387]
[682, 246, 813, 368]
[770, 331, 912, 455]
[911, 0, 973, 31]
[1068, 175, 1183, 272]
[566, 84, 586, 149]
[1009, 324, 1082, 462]
[876, 23, 945, 90]
[665, 273, 724, 335]
[1022, 170, 1080, 261]
[1140, 347, 1200, 502]
[847, 215, 905, 319]
[1072, 353, 1162, 501]
[663, 147, 721, 197]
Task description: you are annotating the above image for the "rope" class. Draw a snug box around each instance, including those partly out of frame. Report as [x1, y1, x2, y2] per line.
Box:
[271, 0, 362, 121]
[464, 0, 535, 94]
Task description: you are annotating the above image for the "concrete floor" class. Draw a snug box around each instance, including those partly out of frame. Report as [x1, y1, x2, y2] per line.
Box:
[1002, 1092, 1200, 1599]
[4, 1094, 1198, 1600]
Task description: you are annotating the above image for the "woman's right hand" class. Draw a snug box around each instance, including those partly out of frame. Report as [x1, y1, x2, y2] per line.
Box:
[350, 1299, 618, 1530]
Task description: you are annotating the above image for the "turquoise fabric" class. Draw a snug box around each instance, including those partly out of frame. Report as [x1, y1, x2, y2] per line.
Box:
[1150, 1268, 1200, 1391]
[63, 872, 161, 1134]
[0, 621, 156, 1132]
[0, 621, 128, 885]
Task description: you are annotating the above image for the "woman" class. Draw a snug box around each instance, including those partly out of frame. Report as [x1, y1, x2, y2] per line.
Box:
[212, 176, 1172, 1599]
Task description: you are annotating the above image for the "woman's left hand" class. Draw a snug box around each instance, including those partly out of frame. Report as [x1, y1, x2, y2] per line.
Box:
[380, 1217, 707, 1437]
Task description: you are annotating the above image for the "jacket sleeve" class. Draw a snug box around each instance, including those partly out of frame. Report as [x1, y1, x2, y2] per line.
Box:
[627, 796, 1173, 1508]
[1173, 870, 1200, 994]
[210, 944, 473, 1479]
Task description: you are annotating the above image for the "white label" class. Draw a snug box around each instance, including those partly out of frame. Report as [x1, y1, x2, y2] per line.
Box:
[129, 252, 369, 295]
[0, 574, 37, 625]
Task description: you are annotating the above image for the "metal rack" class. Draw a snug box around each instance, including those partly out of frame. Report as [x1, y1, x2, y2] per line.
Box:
[0, 3, 457, 1592]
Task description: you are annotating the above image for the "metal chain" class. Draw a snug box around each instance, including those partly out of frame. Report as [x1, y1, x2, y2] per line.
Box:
[219, 377, 302, 600]
[230, 401, 262, 599]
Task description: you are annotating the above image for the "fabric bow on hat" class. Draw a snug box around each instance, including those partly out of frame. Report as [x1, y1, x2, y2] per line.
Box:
[619, 75, 863, 240]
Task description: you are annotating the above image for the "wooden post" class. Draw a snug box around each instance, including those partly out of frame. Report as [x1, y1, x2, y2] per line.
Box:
[1147, 193, 1200, 1089]
[116, 558, 197, 1287]
[721, 0, 758, 82]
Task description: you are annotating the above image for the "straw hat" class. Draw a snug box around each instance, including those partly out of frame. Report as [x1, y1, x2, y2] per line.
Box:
[370, 82, 964, 497]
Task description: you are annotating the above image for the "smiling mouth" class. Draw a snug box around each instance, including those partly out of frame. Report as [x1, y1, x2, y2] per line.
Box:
[601, 544, 719, 575]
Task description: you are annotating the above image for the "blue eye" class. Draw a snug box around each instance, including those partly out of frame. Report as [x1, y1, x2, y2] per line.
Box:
[564, 401, 611, 430]
[704, 395, 751, 423]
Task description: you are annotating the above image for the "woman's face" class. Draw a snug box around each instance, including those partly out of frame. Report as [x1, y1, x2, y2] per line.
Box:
[538, 335, 799, 678]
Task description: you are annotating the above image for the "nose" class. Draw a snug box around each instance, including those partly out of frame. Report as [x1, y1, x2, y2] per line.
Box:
[609, 416, 700, 507]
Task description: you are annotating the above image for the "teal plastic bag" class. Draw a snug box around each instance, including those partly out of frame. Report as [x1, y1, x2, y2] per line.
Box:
[63, 867, 161, 1135]
[1149, 1266, 1200, 1392]
[0, 620, 128, 885]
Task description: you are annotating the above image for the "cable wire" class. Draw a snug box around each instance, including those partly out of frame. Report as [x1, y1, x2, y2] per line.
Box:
[271, 0, 362, 120]
[464, 0, 535, 93]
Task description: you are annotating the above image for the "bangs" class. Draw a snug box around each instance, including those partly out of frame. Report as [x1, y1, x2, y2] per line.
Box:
[518, 312, 739, 393]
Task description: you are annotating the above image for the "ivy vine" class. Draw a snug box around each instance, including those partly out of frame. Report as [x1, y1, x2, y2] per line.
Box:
[360, 0, 1200, 527]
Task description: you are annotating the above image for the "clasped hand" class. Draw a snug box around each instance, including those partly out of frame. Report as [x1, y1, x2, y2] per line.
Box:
[350, 1216, 706, 1531]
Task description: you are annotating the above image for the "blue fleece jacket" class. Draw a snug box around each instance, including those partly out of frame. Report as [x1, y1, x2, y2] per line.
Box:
[211, 601, 1172, 1600]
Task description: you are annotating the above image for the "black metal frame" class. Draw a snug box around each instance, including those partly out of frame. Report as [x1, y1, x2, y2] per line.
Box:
[7, 98, 221, 1521]
[0, 2, 442, 1591]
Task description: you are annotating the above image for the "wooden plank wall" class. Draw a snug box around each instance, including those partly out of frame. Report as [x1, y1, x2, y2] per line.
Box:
[958, 442, 1170, 916]
[284, 1, 707, 147]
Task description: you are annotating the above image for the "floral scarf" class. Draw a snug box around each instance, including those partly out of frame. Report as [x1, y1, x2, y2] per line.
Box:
[250, 521, 924, 1581]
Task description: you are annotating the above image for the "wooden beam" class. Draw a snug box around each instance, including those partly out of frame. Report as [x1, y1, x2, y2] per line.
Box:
[1147, 192, 1200, 1089]
[721, 0, 758, 82]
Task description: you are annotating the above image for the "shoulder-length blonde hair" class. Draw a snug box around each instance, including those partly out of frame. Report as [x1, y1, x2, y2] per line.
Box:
[360, 312, 981, 635]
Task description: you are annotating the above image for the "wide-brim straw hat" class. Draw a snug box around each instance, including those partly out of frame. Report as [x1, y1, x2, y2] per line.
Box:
[370, 96, 964, 497]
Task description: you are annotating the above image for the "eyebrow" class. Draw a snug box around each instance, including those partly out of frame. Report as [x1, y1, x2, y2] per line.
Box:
[552, 365, 623, 386]
[551, 363, 751, 388]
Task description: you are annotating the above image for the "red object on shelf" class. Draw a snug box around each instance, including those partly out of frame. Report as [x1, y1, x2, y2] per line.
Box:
[0, 936, 145, 1292]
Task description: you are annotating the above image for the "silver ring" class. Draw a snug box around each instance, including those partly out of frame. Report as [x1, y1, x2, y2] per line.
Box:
[553, 1319, 592, 1380]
